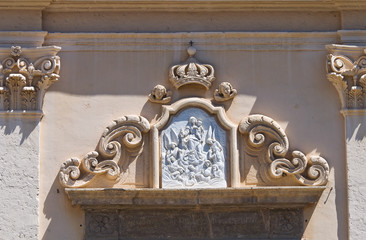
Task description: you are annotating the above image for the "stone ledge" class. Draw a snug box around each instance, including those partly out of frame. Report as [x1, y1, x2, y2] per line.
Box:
[44, 0, 366, 12]
[66, 186, 326, 208]
[44, 32, 337, 51]
[0, 110, 43, 119]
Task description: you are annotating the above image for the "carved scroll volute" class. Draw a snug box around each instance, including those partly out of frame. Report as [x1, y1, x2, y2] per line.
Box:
[0, 46, 61, 112]
[59, 115, 150, 188]
[327, 52, 366, 110]
[239, 114, 329, 186]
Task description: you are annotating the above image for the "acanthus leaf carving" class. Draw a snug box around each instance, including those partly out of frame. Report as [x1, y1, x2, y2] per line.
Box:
[327, 51, 366, 110]
[239, 114, 329, 186]
[59, 115, 150, 188]
[0, 46, 61, 112]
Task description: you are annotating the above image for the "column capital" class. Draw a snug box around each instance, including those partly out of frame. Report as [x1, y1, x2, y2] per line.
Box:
[326, 44, 366, 115]
[0, 45, 61, 117]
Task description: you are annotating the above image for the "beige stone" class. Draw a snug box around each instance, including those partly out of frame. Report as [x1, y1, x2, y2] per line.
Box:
[3, 1, 366, 239]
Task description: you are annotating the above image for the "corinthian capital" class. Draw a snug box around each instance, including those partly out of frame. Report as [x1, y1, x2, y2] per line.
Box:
[0, 45, 61, 113]
[326, 45, 366, 111]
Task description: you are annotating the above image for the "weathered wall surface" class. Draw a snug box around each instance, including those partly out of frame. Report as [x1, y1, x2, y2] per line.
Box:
[0, 117, 40, 239]
[0, 1, 365, 239]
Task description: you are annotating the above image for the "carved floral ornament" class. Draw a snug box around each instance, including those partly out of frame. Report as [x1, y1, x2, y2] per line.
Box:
[0, 46, 61, 113]
[59, 47, 329, 189]
[327, 48, 366, 110]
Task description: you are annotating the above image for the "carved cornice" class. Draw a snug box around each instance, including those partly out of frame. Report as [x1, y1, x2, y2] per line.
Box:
[0, 0, 51, 10]
[239, 115, 329, 186]
[0, 45, 61, 113]
[326, 45, 366, 111]
[44, 0, 366, 12]
[0, 32, 47, 48]
[45, 32, 337, 52]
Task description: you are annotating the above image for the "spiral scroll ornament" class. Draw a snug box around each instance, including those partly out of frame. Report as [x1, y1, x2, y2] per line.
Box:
[239, 114, 329, 186]
[0, 46, 61, 111]
[327, 52, 366, 109]
[59, 115, 150, 188]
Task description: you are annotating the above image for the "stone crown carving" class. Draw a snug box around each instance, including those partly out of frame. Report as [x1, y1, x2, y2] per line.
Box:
[169, 46, 215, 90]
[327, 49, 366, 109]
[0, 46, 61, 112]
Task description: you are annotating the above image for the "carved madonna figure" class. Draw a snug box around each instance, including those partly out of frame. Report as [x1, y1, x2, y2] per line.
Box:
[151, 97, 239, 188]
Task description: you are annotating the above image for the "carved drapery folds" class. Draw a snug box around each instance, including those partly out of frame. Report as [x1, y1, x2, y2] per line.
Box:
[59, 115, 150, 187]
[0, 46, 61, 112]
[327, 49, 366, 109]
[239, 115, 329, 186]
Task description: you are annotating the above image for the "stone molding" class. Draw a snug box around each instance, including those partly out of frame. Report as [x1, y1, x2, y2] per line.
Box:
[326, 44, 366, 112]
[0, 45, 61, 115]
[43, 0, 366, 12]
[65, 186, 326, 207]
[4, 0, 366, 12]
[338, 30, 366, 45]
[44, 32, 337, 51]
[0, 32, 47, 48]
[0, 0, 51, 10]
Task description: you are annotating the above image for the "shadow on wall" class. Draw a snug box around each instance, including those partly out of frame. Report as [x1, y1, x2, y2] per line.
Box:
[0, 117, 39, 145]
[42, 175, 84, 240]
[347, 121, 366, 142]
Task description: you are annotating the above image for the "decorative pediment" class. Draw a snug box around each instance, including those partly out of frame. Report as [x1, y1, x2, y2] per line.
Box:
[0, 45, 61, 113]
[59, 49, 330, 239]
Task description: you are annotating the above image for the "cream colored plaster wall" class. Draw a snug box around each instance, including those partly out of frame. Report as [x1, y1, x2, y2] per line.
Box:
[0, 10, 42, 31]
[42, 11, 340, 32]
[1, 2, 366, 239]
[39, 33, 347, 239]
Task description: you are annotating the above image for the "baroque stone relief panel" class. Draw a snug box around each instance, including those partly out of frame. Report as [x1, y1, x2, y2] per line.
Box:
[161, 107, 227, 188]
[59, 46, 329, 189]
[59, 46, 331, 239]
[151, 97, 239, 188]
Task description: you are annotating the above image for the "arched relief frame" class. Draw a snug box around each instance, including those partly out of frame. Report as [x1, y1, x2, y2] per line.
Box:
[151, 97, 239, 188]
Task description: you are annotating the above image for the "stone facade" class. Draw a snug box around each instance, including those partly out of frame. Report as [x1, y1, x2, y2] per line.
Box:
[1, 1, 366, 240]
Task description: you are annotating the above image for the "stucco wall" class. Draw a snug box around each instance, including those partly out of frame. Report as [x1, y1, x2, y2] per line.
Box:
[0, 1, 365, 239]
[39, 32, 345, 239]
